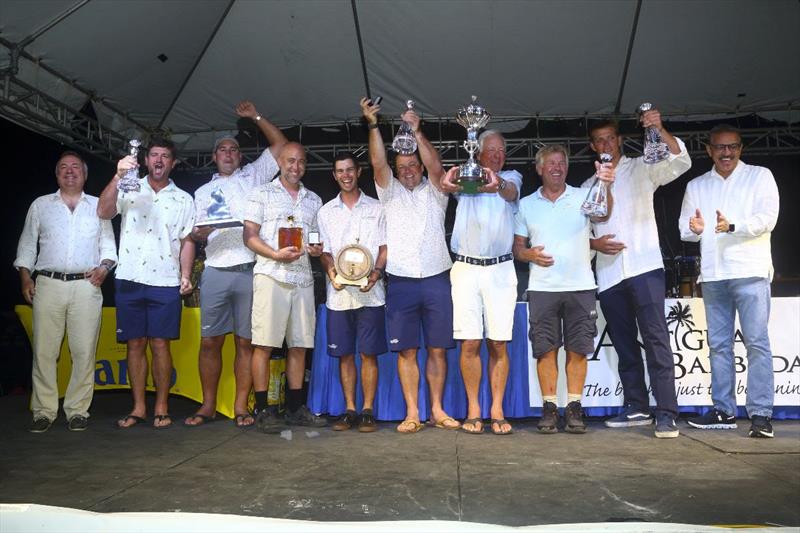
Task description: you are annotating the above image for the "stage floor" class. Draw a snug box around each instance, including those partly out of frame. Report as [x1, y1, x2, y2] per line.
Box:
[1, 392, 798, 528]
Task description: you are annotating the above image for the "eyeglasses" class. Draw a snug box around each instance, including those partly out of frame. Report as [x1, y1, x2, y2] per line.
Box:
[709, 143, 742, 152]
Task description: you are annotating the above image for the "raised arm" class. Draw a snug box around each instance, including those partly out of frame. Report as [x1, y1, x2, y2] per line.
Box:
[236, 100, 288, 158]
[361, 97, 391, 188]
[402, 109, 444, 186]
[98, 156, 136, 219]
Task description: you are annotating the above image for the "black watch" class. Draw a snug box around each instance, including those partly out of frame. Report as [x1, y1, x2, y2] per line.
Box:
[727, 223, 735, 233]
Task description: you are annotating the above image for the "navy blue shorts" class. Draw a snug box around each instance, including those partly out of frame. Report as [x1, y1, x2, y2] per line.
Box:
[385, 271, 455, 352]
[326, 306, 388, 357]
[115, 279, 182, 342]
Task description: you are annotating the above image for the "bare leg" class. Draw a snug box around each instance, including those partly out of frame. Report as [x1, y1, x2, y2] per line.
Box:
[565, 351, 588, 396]
[286, 347, 306, 390]
[251, 345, 273, 392]
[397, 348, 421, 430]
[460, 339, 483, 432]
[339, 354, 357, 412]
[149, 337, 173, 428]
[361, 353, 378, 411]
[119, 337, 148, 427]
[233, 335, 254, 418]
[185, 335, 224, 424]
[537, 350, 558, 397]
[426, 347, 458, 427]
[487, 339, 511, 434]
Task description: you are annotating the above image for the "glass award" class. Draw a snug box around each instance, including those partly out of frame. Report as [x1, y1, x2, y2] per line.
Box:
[195, 188, 243, 228]
[117, 139, 142, 193]
[391, 100, 418, 155]
[581, 153, 612, 217]
[638, 102, 670, 164]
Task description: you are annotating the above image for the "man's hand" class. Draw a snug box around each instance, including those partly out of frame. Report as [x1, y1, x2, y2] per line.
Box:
[306, 243, 323, 258]
[639, 108, 665, 132]
[440, 166, 463, 194]
[689, 208, 705, 235]
[360, 97, 380, 126]
[592, 234, 626, 255]
[273, 246, 303, 263]
[715, 210, 731, 233]
[360, 270, 382, 293]
[21, 278, 35, 304]
[192, 225, 215, 242]
[595, 160, 616, 184]
[478, 168, 501, 194]
[85, 266, 109, 287]
[116, 155, 138, 179]
[236, 100, 259, 120]
[327, 269, 344, 291]
[401, 109, 421, 132]
[179, 276, 193, 295]
[528, 246, 554, 267]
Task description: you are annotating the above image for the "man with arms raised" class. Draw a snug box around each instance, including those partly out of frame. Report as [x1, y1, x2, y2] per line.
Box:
[680, 125, 779, 438]
[185, 100, 287, 428]
[584, 109, 690, 438]
[441, 130, 522, 435]
[244, 142, 325, 432]
[16, 152, 117, 432]
[360, 97, 459, 433]
[98, 137, 196, 429]
[513, 145, 614, 434]
[318, 152, 388, 432]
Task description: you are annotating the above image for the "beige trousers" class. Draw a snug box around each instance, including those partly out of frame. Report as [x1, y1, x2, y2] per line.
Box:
[31, 275, 102, 421]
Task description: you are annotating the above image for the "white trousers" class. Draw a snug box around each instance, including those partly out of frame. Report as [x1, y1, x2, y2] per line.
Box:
[31, 276, 102, 421]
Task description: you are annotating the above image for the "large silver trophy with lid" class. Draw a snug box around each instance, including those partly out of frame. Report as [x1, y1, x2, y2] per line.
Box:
[117, 139, 142, 193]
[638, 102, 670, 164]
[391, 100, 418, 155]
[456, 96, 491, 195]
[195, 188, 243, 229]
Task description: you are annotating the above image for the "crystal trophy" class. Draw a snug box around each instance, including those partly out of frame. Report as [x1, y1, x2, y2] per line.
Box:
[456, 95, 492, 195]
[117, 139, 142, 193]
[638, 102, 670, 164]
[195, 188, 243, 228]
[278, 215, 303, 249]
[581, 153, 612, 217]
[391, 100, 418, 155]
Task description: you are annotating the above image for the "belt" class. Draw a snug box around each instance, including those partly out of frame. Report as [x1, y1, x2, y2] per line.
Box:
[454, 253, 513, 267]
[214, 262, 255, 272]
[35, 270, 87, 281]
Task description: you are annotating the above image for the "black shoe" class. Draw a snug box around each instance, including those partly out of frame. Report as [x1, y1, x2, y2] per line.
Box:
[537, 401, 559, 434]
[654, 412, 679, 439]
[285, 405, 327, 428]
[358, 409, 378, 433]
[687, 408, 737, 430]
[331, 410, 356, 431]
[749, 415, 774, 438]
[68, 415, 89, 432]
[29, 417, 53, 433]
[605, 406, 653, 427]
[564, 401, 586, 434]
[255, 408, 288, 434]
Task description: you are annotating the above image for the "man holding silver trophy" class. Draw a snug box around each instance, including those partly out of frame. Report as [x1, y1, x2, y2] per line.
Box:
[318, 152, 388, 432]
[441, 97, 522, 436]
[184, 100, 288, 428]
[360, 96, 459, 434]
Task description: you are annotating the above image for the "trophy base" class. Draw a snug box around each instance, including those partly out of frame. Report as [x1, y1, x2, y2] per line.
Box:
[196, 218, 243, 229]
[334, 273, 368, 288]
[643, 144, 670, 165]
[458, 161, 485, 195]
[457, 178, 484, 195]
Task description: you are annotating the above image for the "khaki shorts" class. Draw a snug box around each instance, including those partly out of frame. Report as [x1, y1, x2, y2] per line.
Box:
[252, 274, 316, 348]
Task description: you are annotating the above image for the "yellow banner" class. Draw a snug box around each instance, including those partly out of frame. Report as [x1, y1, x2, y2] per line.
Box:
[15, 305, 284, 419]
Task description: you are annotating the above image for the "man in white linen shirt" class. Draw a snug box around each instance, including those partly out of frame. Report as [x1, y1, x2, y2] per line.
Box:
[185, 100, 287, 428]
[360, 97, 459, 434]
[441, 130, 522, 436]
[98, 137, 196, 429]
[680, 124, 780, 439]
[15, 151, 117, 433]
[244, 142, 325, 433]
[513, 145, 614, 435]
[318, 152, 388, 433]
[583, 110, 691, 438]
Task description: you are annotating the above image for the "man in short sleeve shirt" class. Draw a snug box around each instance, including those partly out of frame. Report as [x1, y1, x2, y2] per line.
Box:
[98, 137, 196, 429]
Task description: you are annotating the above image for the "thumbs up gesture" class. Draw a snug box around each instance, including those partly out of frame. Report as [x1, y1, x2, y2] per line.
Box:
[689, 208, 704, 235]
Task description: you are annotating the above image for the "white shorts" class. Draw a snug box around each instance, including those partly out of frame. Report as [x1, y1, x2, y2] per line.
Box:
[450, 260, 517, 341]
[252, 274, 316, 348]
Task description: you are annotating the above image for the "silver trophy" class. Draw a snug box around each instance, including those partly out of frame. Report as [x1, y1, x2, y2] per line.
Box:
[638, 102, 670, 164]
[391, 100, 418, 155]
[117, 139, 142, 193]
[581, 153, 613, 217]
[195, 188, 243, 228]
[456, 95, 491, 195]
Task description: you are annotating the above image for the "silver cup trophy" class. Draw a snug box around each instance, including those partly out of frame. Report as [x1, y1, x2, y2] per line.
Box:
[581, 153, 613, 217]
[456, 96, 491, 195]
[391, 100, 418, 155]
[117, 139, 142, 193]
[638, 102, 670, 164]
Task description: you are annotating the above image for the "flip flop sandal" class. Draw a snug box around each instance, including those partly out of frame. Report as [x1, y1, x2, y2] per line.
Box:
[428, 416, 461, 430]
[461, 417, 484, 434]
[184, 413, 216, 427]
[153, 414, 173, 429]
[117, 414, 147, 429]
[491, 418, 513, 435]
[234, 413, 255, 428]
[396, 419, 424, 434]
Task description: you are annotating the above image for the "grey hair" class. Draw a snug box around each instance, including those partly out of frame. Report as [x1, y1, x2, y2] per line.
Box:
[55, 151, 89, 180]
[535, 144, 570, 169]
[477, 130, 506, 153]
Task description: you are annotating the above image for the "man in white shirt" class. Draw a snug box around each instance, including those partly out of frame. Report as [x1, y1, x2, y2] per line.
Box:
[583, 110, 691, 438]
[360, 97, 459, 434]
[244, 142, 325, 433]
[318, 152, 388, 433]
[680, 124, 780, 438]
[98, 137, 196, 429]
[441, 130, 522, 436]
[513, 145, 614, 434]
[15, 152, 117, 433]
[185, 100, 287, 428]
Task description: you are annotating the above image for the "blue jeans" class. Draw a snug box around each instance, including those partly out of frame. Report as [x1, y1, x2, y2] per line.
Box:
[702, 277, 773, 418]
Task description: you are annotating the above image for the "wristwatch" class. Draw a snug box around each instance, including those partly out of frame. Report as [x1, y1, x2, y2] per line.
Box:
[727, 223, 735, 233]
[498, 178, 507, 191]
[367, 122, 379, 130]
[254, 114, 262, 122]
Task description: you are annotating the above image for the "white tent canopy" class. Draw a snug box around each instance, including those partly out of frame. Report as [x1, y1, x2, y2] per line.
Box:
[1, 0, 799, 158]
